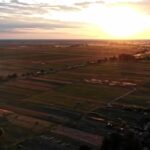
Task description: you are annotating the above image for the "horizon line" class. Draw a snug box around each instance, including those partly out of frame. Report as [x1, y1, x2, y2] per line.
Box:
[0, 39, 150, 41]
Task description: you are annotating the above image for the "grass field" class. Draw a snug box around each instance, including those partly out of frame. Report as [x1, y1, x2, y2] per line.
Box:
[0, 41, 149, 148]
[0, 43, 149, 110]
[0, 43, 140, 75]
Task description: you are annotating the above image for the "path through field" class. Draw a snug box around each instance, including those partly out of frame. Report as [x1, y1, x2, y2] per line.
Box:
[107, 88, 137, 107]
[83, 88, 137, 116]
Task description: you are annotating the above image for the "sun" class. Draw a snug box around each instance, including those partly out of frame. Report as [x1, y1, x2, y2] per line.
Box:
[100, 6, 149, 38]
[87, 5, 150, 38]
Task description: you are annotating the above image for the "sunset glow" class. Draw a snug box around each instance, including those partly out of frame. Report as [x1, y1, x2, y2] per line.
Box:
[0, 0, 150, 39]
[91, 6, 150, 38]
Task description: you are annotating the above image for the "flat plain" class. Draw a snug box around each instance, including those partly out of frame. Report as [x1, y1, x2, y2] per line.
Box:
[0, 40, 149, 149]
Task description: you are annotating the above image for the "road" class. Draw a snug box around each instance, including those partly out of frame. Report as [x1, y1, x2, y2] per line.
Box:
[83, 88, 137, 116]
[107, 88, 137, 107]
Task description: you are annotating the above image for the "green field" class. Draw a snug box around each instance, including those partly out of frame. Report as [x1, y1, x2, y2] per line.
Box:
[0, 44, 149, 110]
[0, 42, 149, 148]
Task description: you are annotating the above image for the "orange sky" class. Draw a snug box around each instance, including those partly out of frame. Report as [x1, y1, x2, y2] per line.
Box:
[0, 0, 150, 39]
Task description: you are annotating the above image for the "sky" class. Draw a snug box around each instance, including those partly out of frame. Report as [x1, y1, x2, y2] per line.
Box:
[0, 0, 150, 39]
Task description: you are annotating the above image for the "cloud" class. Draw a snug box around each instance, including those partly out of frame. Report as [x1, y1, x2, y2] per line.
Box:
[0, 15, 85, 33]
[102, 0, 142, 3]
[0, 0, 80, 14]
[0, 0, 150, 39]
[11, 0, 20, 3]
[75, 2, 94, 7]
[0, 0, 86, 34]
[74, 0, 145, 9]
[0, 0, 148, 17]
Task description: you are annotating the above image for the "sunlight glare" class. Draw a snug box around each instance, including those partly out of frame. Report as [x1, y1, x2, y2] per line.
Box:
[88, 5, 150, 38]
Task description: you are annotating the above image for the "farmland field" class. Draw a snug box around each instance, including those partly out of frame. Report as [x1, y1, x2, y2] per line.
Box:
[0, 40, 149, 112]
[0, 40, 150, 149]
